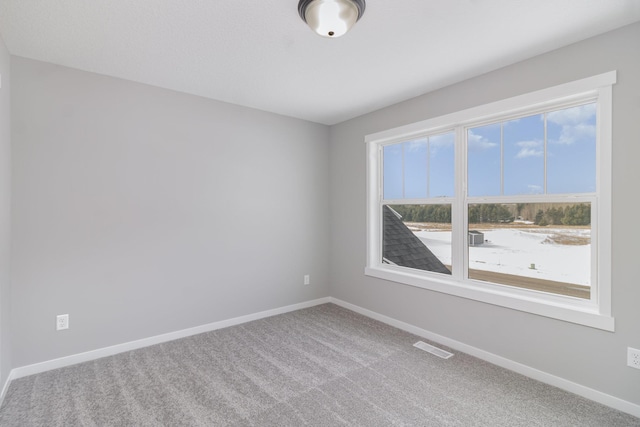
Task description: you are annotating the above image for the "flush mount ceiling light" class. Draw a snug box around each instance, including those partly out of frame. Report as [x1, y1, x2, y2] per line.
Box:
[298, 0, 366, 38]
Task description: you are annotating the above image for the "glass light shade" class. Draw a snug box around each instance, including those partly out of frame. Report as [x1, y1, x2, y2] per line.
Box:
[303, 0, 360, 38]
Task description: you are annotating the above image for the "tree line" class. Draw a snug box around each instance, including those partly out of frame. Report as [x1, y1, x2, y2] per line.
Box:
[390, 204, 451, 223]
[388, 203, 590, 226]
[534, 204, 590, 226]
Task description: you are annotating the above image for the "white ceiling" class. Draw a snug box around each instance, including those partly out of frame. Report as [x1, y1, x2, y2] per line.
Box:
[1, 1, 639, 125]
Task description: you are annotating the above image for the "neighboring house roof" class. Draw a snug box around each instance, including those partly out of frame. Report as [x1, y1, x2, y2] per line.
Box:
[382, 206, 451, 275]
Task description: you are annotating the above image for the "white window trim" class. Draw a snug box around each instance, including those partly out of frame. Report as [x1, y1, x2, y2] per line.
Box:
[365, 71, 615, 331]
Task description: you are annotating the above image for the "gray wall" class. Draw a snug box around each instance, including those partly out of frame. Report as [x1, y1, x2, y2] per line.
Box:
[329, 22, 640, 405]
[5, 20, 640, 408]
[11, 57, 330, 367]
[0, 34, 11, 386]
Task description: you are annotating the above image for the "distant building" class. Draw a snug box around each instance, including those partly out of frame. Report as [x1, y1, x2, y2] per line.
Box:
[382, 206, 451, 274]
[468, 230, 484, 246]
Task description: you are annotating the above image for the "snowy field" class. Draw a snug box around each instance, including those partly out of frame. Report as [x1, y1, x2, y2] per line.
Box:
[415, 228, 591, 286]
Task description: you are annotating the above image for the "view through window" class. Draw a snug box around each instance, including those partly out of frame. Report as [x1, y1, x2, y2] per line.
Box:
[379, 102, 597, 299]
[466, 202, 591, 299]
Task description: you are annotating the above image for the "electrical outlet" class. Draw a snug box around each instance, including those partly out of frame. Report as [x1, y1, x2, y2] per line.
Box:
[304, 274, 310, 285]
[628, 347, 640, 369]
[56, 314, 69, 331]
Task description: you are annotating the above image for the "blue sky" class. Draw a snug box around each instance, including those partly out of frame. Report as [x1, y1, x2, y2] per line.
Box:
[384, 103, 596, 199]
[383, 132, 455, 199]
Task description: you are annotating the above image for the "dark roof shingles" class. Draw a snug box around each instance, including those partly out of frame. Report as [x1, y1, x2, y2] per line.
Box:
[382, 206, 451, 274]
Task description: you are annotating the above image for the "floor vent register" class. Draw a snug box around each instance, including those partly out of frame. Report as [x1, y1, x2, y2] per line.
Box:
[413, 341, 454, 359]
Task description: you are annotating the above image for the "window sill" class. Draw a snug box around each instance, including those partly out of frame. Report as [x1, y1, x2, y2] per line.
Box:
[364, 266, 614, 331]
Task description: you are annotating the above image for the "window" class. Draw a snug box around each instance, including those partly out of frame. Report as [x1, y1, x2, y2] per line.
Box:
[365, 72, 615, 331]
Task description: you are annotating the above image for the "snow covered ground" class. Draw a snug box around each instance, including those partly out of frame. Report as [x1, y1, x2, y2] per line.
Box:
[415, 228, 591, 286]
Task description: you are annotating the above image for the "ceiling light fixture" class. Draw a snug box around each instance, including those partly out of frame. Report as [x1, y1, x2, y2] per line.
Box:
[298, 0, 366, 38]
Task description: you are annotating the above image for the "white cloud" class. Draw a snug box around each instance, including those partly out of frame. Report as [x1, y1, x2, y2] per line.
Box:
[552, 123, 596, 145]
[527, 184, 543, 194]
[547, 103, 596, 126]
[429, 133, 455, 158]
[429, 133, 454, 148]
[516, 140, 540, 148]
[516, 148, 543, 158]
[547, 103, 596, 145]
[468, 130, 498, 150]
[404, 139, 428, 153]
[515, 140, 543, 158]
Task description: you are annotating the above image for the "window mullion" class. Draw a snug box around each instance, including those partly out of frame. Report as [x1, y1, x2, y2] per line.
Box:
[500, 123, 504, 195]
[544, 112, 548, 194]
[426, 137, 430, 198]
[401, 142, 405, 198]
[452, 125, 467, 281]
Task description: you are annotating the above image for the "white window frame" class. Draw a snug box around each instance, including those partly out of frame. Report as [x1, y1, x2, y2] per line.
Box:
[365, 72, 615, 331]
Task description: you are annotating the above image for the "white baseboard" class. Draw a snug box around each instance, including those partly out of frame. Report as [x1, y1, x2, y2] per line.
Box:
[3, 296, 639, 419]
[0, 370, 14, 405]
[9, 297, 331, 381]
[329, 297, 640, 419]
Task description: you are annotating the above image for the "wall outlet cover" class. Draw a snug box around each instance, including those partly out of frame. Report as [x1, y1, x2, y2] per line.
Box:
[56, 314, 69, 331]
[628, 347, 640, 369]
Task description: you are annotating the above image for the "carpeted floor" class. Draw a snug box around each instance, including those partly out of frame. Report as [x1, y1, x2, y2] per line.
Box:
[0, 303, 638, 426]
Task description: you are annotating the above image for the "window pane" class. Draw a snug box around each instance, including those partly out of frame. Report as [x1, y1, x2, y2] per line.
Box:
[403, 138, 428, 199]
[383, 144, 403, 199]
[503, 114, 544, 195]
[467, 202, 591, 299]
[468, 124, 501, 196]
[547, 103, 597, 194]
[429, 132, 455, 197]
[383, 204, 452, 275]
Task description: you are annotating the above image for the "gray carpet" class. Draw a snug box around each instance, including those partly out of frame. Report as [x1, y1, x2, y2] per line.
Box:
[0, 304, 638, 426]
